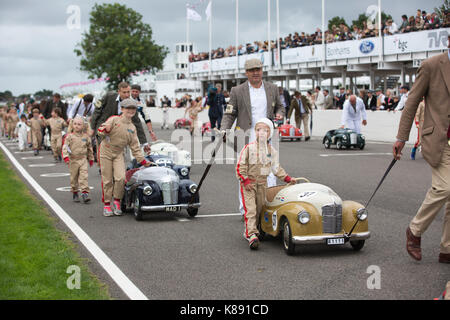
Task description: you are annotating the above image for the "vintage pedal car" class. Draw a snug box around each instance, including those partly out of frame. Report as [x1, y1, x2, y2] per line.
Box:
[174, 118, 192, 129]
[127, 154, 190, 180]
[277, 123, 303, 141]
[149, 140, 192, 167]
[323, 128, 365, 150]
[122, 165, 200, 221]
[260, 178, 370, 255]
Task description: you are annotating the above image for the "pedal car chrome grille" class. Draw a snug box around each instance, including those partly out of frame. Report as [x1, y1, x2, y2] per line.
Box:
[322, 204, 342, 234]
[289, 127, 295, 136]
[168, 151, 178, 164]
[161, 181, 179, 205]
[350, 133, 357, 145]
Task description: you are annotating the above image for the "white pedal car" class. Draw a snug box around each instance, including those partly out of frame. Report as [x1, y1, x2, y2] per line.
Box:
[150, 140, 192, 167]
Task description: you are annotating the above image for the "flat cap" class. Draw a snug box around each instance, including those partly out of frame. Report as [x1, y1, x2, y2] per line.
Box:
[244, 58, 263, 70]
[121, 98, 137, 109]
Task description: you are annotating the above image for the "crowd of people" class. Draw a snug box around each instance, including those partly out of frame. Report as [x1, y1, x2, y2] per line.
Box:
[189, 8, 450, 62]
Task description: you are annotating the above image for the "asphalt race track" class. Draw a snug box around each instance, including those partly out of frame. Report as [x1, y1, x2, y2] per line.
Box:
[1, 128, 448, 300]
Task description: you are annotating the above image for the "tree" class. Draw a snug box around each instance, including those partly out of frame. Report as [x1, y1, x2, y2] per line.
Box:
[328, 16, 348, 31]
[34, 89, 53, 98]
[352, 14, 368, 30]
[434, 0, 449, 20]
[0, 90, 13, 101]
[74, 3, 168, 89]
[352, 11, 392, 30]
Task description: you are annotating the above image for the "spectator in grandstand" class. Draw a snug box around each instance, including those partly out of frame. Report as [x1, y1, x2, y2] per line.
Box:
[399, 15, 409, 32]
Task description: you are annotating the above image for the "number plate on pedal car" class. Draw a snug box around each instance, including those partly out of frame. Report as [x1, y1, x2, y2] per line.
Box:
[326, 237, 345, 245]
[165, 206, 179, 212]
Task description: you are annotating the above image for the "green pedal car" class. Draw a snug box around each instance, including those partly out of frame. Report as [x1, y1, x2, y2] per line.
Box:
[323, 128, 365, 150]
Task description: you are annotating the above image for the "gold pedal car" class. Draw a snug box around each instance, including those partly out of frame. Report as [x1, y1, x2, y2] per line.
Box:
[259, 178, 370, 255]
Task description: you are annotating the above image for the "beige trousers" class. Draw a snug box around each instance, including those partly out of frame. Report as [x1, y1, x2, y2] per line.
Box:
[241, 182, 266, 238]
[51, 135, 62, 158]
[99, 143, 126, 204]
[410, 144, 450, 254]
[69, 157, 89, 193]
[31, 130, 42, 149]
[295, 114, 310, 138]
[446, 281, 450, 300]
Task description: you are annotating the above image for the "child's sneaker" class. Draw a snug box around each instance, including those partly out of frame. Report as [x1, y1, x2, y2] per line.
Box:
[54, 157, 59, 163]
[103, 205, 114, 217]
[248, 234, 259, 250]
[73, 193, 80, 202]
[112, 200, 122, 216]
[81, 193, 90, 203]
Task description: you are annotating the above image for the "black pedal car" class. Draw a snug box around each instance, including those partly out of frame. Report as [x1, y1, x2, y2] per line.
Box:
[323, 128, 365, 150]
[122, 159, 200, 221]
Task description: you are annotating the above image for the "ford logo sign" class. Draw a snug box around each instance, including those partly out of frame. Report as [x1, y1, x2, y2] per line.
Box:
[360, 41, 374, 54]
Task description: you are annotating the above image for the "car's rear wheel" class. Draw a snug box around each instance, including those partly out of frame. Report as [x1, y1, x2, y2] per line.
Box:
[324, 137, 331, 149]
[350, 240, 365, 251]
[134, 195, 144, 221]
[257, 224, 266, 241]
[359, 143, 365, 150]
[282, 218, 295, 255]
[187, 208, 198, 217]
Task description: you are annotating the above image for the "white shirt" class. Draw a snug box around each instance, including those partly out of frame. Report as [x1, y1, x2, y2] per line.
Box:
[395, 92, 408, 111]
[341, 97, 367, 124]
[67, 98, 94, 119]
[315, 91, 325, 109]
[116, 95, 122, 114]
[248, 81, 267, 129]
[19, 103, 25, 116]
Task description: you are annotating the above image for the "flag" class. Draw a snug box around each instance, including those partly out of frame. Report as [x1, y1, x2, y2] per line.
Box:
[187, 7, 202, 21]
[205, 1, 212, 21]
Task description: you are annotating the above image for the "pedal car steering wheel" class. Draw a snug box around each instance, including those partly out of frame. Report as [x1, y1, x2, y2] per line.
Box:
[292, 177, 310, 184]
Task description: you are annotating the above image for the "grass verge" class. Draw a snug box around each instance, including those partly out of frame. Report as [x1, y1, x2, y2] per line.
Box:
[0, 150, 111, 299]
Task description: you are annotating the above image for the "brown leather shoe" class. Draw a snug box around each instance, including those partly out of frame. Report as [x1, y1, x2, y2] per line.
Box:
[406, 227, 422, 261]
[438, 253, 450, 263]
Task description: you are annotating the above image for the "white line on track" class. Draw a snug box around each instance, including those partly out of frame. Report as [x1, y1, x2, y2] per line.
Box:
[319, 152, 392, 157]
[29, 163, 56, 167]
[22, 156, 44, 160]
[0, 141, 148, 300]
[176, 213, 241, 221]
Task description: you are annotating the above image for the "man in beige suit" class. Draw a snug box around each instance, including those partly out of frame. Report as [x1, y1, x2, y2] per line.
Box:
[393, 35, 450, 270]
[220, 58, 285, 222]
[287, 91, 312, 141]
[221, 59, 285, 137]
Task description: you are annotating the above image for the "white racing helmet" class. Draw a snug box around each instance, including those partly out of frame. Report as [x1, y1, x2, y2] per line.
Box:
[255, 118, 274, 139]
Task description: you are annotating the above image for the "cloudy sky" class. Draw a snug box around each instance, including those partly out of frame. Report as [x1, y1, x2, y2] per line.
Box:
[0, 0, 443, 95]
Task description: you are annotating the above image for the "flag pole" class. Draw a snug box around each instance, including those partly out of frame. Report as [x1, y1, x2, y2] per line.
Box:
[208, 1, 212, 81]
[235, 0, 239, 74]
[187, 6, 190, 79]
[276, 0, 280, 69]
[322, 0, 326, 67]
[267, 0, 271, 70]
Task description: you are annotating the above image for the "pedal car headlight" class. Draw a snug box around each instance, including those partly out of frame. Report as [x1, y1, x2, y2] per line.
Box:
[361, 135, 365, 140]
[356, 208, 368, 221]
[180, 167, 189, 177]
[342, 135, 347, 140]
[143, 185, 153, 196]
[188, 184, 198, 194]
[298, 211, 310, 224]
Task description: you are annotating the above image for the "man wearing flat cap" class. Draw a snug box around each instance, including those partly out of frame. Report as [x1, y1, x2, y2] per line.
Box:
[220, 58, 285, 218]
[221, 58, 285, 140]
[91, 81, 151, 156]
